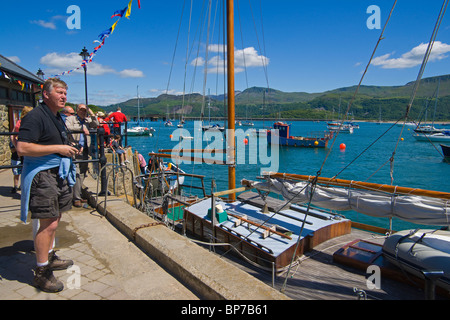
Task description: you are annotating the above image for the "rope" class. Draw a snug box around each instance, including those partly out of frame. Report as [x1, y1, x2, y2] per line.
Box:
[281, 0, 399, 293]
[132, 222, 164, 240]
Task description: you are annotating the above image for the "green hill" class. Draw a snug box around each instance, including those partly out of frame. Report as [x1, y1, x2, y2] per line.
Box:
[100, 74, 450, 121]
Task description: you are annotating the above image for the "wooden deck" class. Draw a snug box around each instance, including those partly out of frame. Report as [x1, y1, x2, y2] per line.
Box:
[147, 191, 449, 300]
[218, 227, 443, 300]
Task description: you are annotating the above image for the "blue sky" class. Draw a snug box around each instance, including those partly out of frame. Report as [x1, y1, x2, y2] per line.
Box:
[2, 1, 450, 106]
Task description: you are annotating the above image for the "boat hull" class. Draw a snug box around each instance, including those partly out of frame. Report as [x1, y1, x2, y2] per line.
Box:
[382, 229, 450, 292]
[269, 135, 329, 148]
[413, 133, 450, 142]
[441, 144, 450, 158]
[184, 193, 351, 271]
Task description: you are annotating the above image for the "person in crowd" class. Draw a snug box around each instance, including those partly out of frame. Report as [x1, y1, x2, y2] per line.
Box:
[138, 153, 147, 175]
[60, 105, 75, 122]
[109, 107, 128, 145]
[65, 104, 99, 207]
[10, 106, 33, 193]
[17, 78, 79, 293]
[96, 111, 111, 145]
[111, 135, 130, 166]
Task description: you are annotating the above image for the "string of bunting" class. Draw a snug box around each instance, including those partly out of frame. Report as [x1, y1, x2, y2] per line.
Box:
[49, 0, 142, 78]
[0, 0, 141, 88]
[0, 65, 43, 92]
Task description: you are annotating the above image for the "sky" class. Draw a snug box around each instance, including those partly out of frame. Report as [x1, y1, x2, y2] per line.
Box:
[2, 0, 450, 106]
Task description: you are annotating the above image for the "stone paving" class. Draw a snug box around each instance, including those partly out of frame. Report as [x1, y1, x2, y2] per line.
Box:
[0, 169, 200, 300]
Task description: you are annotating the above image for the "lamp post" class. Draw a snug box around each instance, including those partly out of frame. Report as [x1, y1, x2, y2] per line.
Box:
[36, 68, 45, 79]
[79, 47, 90, 106]
[36, 69, 45, 105]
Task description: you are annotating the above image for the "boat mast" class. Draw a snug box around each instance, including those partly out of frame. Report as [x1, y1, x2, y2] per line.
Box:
[227, 0, 236, 199]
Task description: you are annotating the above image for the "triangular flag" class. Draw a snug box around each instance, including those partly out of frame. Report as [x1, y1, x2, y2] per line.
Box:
[125, 0, 133, 19]
[111, 20, 119, 34]
[138, 0, 141, 9]
[111, 7, 127, 19]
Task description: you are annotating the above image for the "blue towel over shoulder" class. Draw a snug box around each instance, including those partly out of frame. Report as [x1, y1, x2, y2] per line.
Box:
[20, 154, 76, 223]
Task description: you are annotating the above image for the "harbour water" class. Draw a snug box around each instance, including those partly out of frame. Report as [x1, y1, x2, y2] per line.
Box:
[125, 120, 450, 232]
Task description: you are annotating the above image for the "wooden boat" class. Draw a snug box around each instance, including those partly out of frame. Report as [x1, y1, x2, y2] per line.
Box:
[268, 122, 332, 148]
[382, 229, 450, 292]
[141, 0, 450, 299]
[184, 188, 351, 271]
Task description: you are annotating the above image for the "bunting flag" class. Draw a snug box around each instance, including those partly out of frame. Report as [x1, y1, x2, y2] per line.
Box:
[125, 0, 133, 19]
[111, 20, 119, 34]
[48, 0, 142, 78]
[111, 7, 127, 18]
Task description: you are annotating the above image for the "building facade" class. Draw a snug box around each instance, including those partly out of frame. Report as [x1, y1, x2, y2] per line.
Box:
[0, 54, 44, 166]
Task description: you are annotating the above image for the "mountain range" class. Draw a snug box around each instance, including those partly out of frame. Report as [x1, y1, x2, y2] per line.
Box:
[100, 74, 450, 121]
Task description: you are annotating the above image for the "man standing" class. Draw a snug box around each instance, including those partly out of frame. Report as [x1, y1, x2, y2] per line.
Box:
[65, 104, 99, 207]
[109, 107, 127, 145]
[17, 78, 79, 293]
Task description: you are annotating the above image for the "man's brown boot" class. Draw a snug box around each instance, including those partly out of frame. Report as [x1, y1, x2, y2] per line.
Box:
[48, 250, 73, 271]
[33, 265, 64, 293]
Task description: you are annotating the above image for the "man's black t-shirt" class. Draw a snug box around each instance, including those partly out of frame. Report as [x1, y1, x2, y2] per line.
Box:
[18, 103, 67, 146]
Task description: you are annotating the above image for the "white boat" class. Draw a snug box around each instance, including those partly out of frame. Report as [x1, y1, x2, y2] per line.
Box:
[126, 126, 154, 136]
[126, 86, 155, 136]
[241, 121, 254, 126]
[164, 120, 173, 127]
[414, 125, 445, 134]
[383, 229, 450, 292]
[413, 130, 450, 142]
[201, 123, 225, 132]
[327, 121, 354, 134]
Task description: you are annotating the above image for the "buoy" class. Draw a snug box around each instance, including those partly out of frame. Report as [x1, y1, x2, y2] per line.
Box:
[401, 137, 404, 141]
[244, 138, 248, 145]
[314, 141, 319, 146]
[340, 143, 346, 150]
[169, 134, 173, 139]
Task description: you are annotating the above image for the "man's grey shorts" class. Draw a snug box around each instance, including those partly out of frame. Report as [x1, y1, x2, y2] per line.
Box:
[30, 167, 73, 220]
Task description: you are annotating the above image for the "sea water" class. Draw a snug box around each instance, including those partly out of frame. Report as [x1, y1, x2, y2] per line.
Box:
[125, 120, 450, 231]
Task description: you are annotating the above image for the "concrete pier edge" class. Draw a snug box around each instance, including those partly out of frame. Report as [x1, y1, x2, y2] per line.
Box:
[82, 176, 289, 300]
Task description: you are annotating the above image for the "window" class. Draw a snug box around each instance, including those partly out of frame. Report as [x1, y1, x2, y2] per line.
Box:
[0, 86, 7, 99]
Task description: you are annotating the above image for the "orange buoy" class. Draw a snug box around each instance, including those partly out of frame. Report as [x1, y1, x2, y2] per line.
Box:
[314, 141, 319, 146]
[243, 138, 248, 145]
[169, 134, 173, 139]
[340, 143, 346, 150]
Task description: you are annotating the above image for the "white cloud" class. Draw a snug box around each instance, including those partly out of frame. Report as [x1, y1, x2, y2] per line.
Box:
[30, 20, 57, 30]
[7, 56, 21, 64]
[119, 69, 145, 78]
[40, 52, 143, 77]
[372, 41, 450, 69]
[190, 45, 269, 74]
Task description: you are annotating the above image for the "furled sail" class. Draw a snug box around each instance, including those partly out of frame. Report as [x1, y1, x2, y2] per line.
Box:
[246, 178, 450, 226]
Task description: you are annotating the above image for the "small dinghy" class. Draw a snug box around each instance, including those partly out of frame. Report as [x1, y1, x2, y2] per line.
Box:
[382, 229, 450, 292]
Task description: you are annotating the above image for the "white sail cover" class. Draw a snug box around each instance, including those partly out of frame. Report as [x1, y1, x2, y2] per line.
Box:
[251, 178, 450, 226]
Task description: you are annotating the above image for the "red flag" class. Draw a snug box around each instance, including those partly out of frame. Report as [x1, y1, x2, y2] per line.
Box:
[138, 0, 141, 8]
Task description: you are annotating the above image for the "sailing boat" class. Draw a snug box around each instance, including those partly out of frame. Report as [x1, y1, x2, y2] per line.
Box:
[202, 90, 225, 132]
[414, 79, 445, 137]
[146, 0, 450, 297]
[126, 86, 155, 136]
[180, 0, 352, 271]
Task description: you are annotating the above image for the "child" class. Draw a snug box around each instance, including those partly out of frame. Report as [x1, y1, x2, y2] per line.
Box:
[111, 135, 130, 166]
